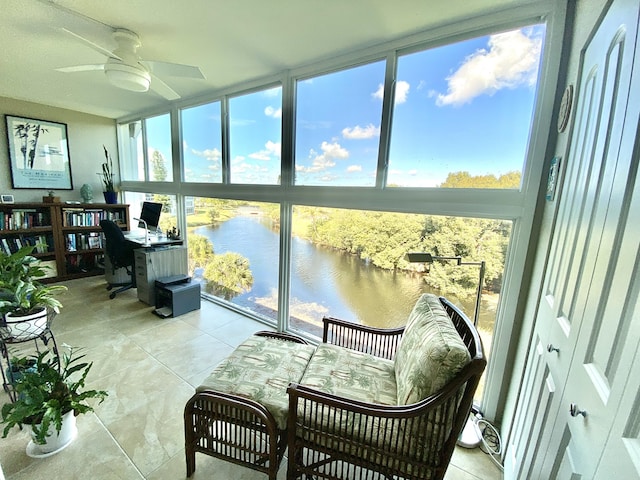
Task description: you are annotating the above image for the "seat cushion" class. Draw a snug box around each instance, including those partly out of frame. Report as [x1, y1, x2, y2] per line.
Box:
[197, 334, 316, 429]
[395, 294, 471, 405]
[299, 343, 398, 405]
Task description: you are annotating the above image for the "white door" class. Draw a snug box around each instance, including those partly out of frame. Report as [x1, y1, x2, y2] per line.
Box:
[505, 0, 640, 478]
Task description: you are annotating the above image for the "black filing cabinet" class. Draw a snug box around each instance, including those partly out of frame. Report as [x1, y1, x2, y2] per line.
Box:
[155, 278, 201, 317]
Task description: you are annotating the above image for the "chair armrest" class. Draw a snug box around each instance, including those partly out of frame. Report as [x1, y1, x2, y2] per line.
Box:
[254, 330, 310, 344]
[322, 316, 404, 360]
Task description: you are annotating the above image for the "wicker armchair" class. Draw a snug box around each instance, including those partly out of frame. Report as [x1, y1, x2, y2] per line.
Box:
[286, 295, 486, 480]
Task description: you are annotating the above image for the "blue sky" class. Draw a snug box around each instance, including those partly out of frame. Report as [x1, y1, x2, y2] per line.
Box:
[150, 24, 545, 187]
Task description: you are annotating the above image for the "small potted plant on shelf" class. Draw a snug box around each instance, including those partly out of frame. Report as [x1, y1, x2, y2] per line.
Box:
[1, 346, 108, 455]
[99, 145, 117, 204]
[42, 190, 60, 203]
[0, 245, 67, 341]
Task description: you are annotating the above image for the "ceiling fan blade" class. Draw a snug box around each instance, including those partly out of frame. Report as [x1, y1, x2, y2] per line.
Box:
[149, 74, 180, 101]
[36, 0, 117, 52]
[144, 61, 205, 80]
[60, 27, 120, 60]
[56, 64, 105, 73]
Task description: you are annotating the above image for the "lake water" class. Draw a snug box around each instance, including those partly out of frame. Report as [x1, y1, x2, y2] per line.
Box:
[193, 213, 492, 334]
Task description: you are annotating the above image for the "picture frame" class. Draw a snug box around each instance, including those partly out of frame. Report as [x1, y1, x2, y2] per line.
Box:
[5, 115, 74, 190]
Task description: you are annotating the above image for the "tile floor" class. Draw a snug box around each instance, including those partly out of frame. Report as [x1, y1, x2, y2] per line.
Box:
[0, 276, 503, 479]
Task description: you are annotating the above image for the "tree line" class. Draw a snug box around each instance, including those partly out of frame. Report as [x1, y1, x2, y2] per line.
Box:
[187, 171, 518, 301]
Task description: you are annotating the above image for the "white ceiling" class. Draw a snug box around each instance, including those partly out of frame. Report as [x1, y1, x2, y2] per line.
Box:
[1, 0, 530, 119]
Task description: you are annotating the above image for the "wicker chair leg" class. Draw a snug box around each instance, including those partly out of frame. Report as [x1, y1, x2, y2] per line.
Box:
[185, 446, 196, 477]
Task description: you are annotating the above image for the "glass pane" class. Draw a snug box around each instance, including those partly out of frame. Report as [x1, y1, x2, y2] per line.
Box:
[289, 206, 510, 399]
[145, 113, 173, 182]
[295, 61, 385, 186]
[123, 191, 178, 235]
[118, 121, 144, 181]
[186, 198, 280, 323]
[228, 87, 282, 185]
[181, 102, 222, 183]
[387, 25, 545, 188]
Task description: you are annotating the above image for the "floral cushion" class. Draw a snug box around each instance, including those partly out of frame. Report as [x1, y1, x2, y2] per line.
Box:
[197, 335, 316, 429]
[299, 343, 398, 405]
[395, 294, 470, 405]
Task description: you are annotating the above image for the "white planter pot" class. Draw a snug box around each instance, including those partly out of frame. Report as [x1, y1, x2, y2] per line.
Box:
[26, 410, 77, 457]
[2, 307, 48, 341]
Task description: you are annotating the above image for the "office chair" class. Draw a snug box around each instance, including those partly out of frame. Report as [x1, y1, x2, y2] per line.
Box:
[100, 219, 136, 299]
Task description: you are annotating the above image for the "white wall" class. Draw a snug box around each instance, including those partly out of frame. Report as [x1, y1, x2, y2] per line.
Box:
[0, 96, 118, 203]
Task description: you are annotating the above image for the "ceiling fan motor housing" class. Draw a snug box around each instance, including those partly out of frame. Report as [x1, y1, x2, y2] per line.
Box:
[104, 29, 150, 92]
[104, 60, 151, 92]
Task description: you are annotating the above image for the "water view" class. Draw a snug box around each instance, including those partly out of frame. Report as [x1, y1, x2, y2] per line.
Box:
[193, 212, 497, 341]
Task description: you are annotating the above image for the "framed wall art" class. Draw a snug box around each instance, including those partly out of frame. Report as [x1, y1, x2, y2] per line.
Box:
[5, 115, 74, 190]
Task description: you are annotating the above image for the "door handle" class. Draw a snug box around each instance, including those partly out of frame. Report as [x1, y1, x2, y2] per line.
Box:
[547, 344, 560, 353]
[569, 403, 587, 418]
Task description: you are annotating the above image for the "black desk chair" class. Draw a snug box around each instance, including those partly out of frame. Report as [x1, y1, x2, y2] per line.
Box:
[100, 219, 136, 299]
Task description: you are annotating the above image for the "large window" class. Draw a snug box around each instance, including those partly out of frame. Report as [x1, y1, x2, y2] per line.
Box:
[229, 87, 282, 185]
[146, 114, 173, 182]
[118, 120, 143, 181]
[124, 192, 178, 234]
[289, 207, 508, 350]
[295, 61, 385, 186]
[387, 26, 544, 188]
[181, 101, 222, 183]
[186, 198, 280, 323]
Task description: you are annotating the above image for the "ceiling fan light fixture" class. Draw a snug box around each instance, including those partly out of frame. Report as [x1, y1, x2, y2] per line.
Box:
[104, 63, 151, 92]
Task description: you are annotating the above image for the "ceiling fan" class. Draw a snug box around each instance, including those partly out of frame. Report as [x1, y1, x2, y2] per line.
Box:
[48, 3, 204, 100]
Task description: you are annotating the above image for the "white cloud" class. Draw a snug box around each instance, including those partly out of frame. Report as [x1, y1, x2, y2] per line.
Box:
[395, 81, 410, 104]
[190, 147, 221, 162]
[435, 29, 542, 107]
[297, 141, 349, 173]
[263, 87, 281, 97]
[249, 140, 281, 161]
[342, 124, 380, 140]
[264, 106, 282, 118]
[372, 80, 410, 104]
[347, 165, 362, 173]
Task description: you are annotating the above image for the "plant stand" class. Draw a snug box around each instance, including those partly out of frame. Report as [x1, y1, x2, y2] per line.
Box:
[0, 310, 60, 403]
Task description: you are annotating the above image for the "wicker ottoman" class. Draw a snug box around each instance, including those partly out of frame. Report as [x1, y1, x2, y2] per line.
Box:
[184, 331, 315, 479]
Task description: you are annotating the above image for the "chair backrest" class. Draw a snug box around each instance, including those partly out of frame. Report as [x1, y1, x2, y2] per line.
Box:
[100, 219, 134, 270]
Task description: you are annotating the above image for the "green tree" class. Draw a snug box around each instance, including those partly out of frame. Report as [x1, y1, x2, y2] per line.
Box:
[414, 215, 510, 298]
[203, 252, 254, 301]
[440, 171, 521, 189]
[188, 234, 214, 273]
[151, 150, 168, 181]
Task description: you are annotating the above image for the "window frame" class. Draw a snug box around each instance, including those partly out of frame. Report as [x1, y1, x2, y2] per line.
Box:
[116, 4, 568, 421]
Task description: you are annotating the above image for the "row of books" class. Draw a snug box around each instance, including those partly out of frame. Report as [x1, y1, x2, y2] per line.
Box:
[62, 209, 126, 227]
[0, 234, 55, 255]
[0, 209, 50, 231]
[65, 232, 103, 252]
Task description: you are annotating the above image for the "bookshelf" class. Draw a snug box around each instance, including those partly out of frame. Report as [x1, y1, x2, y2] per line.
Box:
[0, 202, 130, 282]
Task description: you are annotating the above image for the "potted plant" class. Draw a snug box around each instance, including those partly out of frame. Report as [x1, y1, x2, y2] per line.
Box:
[0, 245, 67, 341]
[99, 145, 117, 204]
[1, 346, 108, 455]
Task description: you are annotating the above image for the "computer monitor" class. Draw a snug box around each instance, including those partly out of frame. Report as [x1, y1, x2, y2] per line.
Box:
[138, 201, 162, 232]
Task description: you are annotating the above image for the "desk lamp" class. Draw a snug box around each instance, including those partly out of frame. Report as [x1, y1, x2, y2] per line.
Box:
[133, 217, 151, 246]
